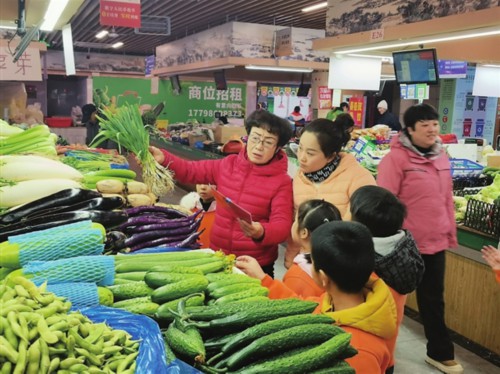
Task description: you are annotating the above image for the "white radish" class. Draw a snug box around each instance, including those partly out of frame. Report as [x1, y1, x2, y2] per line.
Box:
[0, 179, 82, 208]
[0, 155, 83, 181]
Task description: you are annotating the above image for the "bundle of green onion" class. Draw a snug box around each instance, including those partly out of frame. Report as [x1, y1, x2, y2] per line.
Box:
[91, 104, 174, 196]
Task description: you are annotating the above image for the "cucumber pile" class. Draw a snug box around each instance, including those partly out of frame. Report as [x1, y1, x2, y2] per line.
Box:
[107, 251, 235, 317]
[163, 295, 357, 373]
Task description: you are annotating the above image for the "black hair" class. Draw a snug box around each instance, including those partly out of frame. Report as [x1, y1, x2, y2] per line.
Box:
[297, 199, 342, 231]
[303, 115, 353, 157]
[350, 185, 407, 237]
[311, 221, 375, 294]
[339, 102, 349, 110]
[245, 110, 293, 148]
[403, 103, 439, 133]
[294, 106, 301, 113]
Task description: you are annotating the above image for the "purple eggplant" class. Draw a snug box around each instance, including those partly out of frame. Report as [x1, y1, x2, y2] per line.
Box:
[126, 216, 202, 234]
[118, 210, 202, 231]
[125, 205, 189, 219]
[128, 233, 196, 252]
[174, 230, 203, 248]
[0, 188, 101, 225]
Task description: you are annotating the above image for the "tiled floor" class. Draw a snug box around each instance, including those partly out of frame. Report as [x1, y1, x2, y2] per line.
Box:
[163, 185, 500, 374]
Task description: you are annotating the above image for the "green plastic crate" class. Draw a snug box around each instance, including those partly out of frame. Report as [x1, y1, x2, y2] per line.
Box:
[457, 225, 497, 251]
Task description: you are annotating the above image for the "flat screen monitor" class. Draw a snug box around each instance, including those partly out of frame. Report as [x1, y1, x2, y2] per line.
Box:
[170, 75, 181, 95]
[392, 49, 439, 85]
[296, 83, 311, 97]
[214, 70, 227, 91]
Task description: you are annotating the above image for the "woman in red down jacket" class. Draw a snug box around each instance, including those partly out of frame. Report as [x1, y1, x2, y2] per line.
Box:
[149, 110, 294, 277]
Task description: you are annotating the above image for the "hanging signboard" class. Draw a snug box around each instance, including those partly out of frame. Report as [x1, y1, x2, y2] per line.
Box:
[0, 47, 41, 81]
[275, 28, 293, 57]
[100, 0, 141, 28]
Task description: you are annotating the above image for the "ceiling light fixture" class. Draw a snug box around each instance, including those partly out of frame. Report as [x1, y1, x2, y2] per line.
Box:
[41, 0, 70, 31]
[112, 42, 124, 49]
[334, 26, 500, 54]
[302, 2, 328, 13]
[245, 65, 314, 73]
[95, 30, 109, 39]
[482, 64, 500, 68]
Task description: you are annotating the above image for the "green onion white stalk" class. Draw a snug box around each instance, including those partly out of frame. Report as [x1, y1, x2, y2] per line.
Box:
[91, 104, 174, 196]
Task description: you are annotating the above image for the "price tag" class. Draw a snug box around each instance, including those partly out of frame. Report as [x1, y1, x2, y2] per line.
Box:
[370, 29, 384, 41]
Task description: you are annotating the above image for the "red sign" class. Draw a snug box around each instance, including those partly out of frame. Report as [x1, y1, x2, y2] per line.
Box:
[349, 97, 364, 126]
[100, 0, 141, 28]
[318, 86, 332, 109]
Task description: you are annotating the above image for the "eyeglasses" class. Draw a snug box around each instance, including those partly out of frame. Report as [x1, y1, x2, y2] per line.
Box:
[248, 134, 278, 149]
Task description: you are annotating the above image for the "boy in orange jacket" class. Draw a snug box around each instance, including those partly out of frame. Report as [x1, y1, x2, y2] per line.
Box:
[237, 221, 397, 374]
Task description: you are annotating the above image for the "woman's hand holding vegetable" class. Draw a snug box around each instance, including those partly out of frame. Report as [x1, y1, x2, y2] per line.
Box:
[481, 245, 500, 271]
[149, 146, 165, 165]
[238, 219, 264, 241]
[235, 255, 266, 280]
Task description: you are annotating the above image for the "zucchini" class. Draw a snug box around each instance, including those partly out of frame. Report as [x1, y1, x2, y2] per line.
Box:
[222, 324, 345, 370]
[151, 277, 209, 304]
[230, 332, 352, 374]
[186, 299, 317, 321]
[164, 322, 205, 364]
[207, 277, 260, 293]
[221, 314, 334, 356]
[214, 288, 269, 304]
[192, 300, 319, 330]
[112, 278, 135, 285]
[193, 260, 227, 274]
[155, 294, 205, 322]
[115, 271, 147, 281]
[148, 265, 204, 275]
[106, 281, 153, 301]
[145, 272, 205, 289]
[115, 258, 216, 273]
[309, 360, 355, 373]
[224, 295, 269, 304]
[209, 282, 261, 299]
[114, 251, 214, 263]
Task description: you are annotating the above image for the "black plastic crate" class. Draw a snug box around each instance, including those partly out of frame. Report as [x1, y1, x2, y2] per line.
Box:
[452, 175, 492, 190]
[463, 199, 500, 239]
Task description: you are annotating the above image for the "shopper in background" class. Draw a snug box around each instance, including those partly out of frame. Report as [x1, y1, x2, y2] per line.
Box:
[149, 110, 294, 277]
[180, 184, 217, 249]
[237, 221, 397, 374]
[326, 101, 349, 121]
[376, 100, 401, 132]
[82, 103, 99, 146]
[289, 105, 305, 122]
[350, 185, 425, 374]
[285, 114, 375, 268]
[377, 103, 462, 374]
[481, 245, 500, 283]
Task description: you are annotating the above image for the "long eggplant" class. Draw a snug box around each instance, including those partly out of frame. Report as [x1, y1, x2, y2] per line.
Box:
[118, 210, 202, 231]
[125, 205, 188, 219]
[0, 188, 101, 225]
[23, 196, 125, 220]
[0, 210, 129, 241]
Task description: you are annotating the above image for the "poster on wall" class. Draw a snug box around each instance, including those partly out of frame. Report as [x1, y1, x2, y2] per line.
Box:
[439, 66, 497, 144]
[348, 96, 364, 126]
[92, 76, 246, 124]
[318, 86, 332, 109]
[257, 84, 310, 120]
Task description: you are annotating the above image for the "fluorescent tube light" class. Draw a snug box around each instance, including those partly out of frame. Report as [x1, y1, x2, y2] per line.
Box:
[95, 30, 109, 39]
[347, 54, 394, 63]
[0, 25, 17, 30]
[482, 64, 500, 68]
[41, 0, 70, 31]
[302, 2, 327, 13]
[112, 42, 124, 49]
[334, 26, 500, 54]
[245, 65, 314, 73]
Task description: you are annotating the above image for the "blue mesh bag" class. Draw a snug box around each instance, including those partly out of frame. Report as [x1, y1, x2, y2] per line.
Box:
[14, 229, 104, 266]
[24, 255, 115, 286]
[9, 220, 93, 240]
[46, 282, 99, 310]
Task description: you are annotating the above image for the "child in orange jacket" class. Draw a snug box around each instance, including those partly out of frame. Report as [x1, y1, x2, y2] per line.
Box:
[282, 199, 341, 297]
[180, 184, 216, 248]
[237, 221, 397, 374]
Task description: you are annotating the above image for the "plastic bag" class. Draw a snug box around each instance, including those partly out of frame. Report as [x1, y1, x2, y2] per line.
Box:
[81, 306, 169, 374]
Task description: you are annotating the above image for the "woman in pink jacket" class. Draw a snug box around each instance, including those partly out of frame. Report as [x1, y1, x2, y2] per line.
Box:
[377, 103, 462, 374]
[285, 114, 376, 267]
[150, 110, 293, 277]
